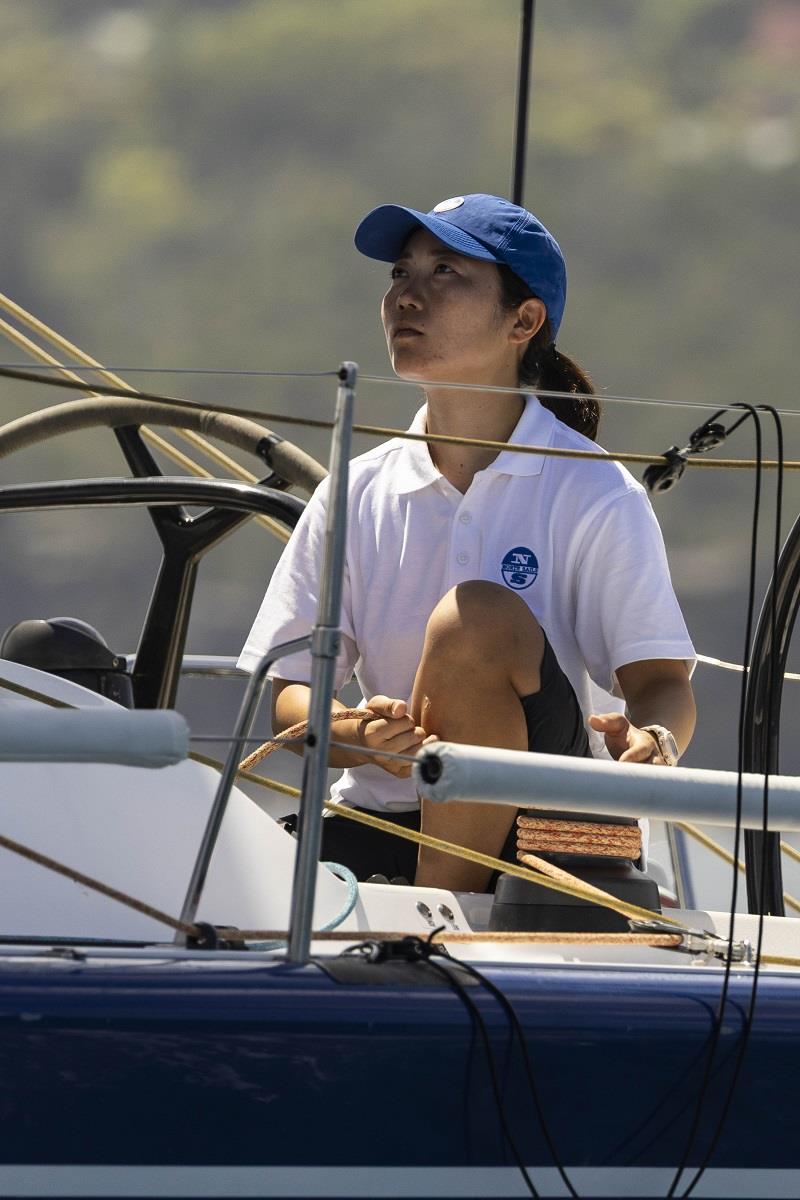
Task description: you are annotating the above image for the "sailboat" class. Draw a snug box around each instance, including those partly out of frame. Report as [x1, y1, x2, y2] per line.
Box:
[0, 4, 798, 1198]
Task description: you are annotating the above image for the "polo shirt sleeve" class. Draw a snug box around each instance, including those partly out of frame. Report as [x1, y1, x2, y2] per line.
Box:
[571, 486, 695, 695]
[237, 483, 359, 688]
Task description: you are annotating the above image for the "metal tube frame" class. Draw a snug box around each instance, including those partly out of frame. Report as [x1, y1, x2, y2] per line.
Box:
[287, 364, 356, 963]
[176, 633, 312, 939]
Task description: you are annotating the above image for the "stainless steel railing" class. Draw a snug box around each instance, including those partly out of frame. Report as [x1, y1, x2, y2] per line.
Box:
[176, 363, 357, 963]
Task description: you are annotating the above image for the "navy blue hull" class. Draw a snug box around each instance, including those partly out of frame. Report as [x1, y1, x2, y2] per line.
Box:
[0, 958, 796, 1197]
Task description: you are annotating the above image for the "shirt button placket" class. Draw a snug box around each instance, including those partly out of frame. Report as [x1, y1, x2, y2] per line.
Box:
[453, 504, 478, 582]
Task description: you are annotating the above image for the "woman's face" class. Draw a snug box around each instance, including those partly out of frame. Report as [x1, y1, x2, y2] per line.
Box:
[381, 227, 529, 385]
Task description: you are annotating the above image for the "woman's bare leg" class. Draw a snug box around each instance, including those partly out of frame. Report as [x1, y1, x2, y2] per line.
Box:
[411, 581, 545, 891]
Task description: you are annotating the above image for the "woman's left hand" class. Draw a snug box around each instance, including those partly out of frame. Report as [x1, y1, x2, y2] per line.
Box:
[588, 712, 666, 765]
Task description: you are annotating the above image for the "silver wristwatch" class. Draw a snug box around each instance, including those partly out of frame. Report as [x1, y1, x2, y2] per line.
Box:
[641, 724, 679, 767]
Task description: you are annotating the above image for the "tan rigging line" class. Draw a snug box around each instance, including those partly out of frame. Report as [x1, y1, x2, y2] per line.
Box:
[240, 719, 800, 909]
[777, 839, 800, 868]
[675, 821, 800, 915]
[0, 363, 798, 472]
[0, 297, 290, 542]
[0, 316, 223, 481]
[0, 814, 726, 950]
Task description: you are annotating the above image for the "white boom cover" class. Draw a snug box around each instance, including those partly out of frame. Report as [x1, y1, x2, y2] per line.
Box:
[414, 742, 800, 831]
[0, 709, 188, 768]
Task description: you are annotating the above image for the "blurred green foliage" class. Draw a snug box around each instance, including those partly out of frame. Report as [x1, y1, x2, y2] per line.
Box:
[1, 0, 799, 772]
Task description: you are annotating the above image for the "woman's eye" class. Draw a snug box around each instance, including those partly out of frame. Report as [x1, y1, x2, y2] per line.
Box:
[434, 262, 454, 274]
[390, 266, 406, 280]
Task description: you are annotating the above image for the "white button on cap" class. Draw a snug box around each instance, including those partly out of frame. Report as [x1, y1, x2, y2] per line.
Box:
[456, 552, 469, 565]
[433, 197, 465, 213]
[459, 512, 472, 525]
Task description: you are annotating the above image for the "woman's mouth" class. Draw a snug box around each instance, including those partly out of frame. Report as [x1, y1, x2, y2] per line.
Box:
[393, 326, 423, 340]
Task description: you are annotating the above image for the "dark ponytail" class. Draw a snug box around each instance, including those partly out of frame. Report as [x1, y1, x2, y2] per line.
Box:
[496, 263, 601, 441]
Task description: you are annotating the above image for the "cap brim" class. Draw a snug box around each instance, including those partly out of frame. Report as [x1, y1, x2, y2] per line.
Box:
[354, 204, 499, 264]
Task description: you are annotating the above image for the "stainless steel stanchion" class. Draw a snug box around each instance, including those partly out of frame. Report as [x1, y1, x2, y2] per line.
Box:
[287, 363, 356, 964]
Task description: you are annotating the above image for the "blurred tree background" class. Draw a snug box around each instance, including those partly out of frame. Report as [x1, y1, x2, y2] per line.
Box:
[1, 0, 799, 844]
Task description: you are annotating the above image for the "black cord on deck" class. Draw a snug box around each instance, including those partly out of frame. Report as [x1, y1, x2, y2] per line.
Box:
[345, 933, 553, 1198]
[440, 950, 579, 1198]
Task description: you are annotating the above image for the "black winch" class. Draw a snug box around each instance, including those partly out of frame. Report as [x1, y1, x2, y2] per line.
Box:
[1, 617, 134, 708]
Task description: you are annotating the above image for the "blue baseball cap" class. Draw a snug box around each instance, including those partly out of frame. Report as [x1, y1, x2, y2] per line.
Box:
[354, 193, 567, 340]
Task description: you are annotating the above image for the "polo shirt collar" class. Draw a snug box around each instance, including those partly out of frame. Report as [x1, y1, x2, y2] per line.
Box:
[391, 395, 555, 494]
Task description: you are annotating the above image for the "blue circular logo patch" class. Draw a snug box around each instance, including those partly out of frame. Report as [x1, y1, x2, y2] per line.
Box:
[501, 546, 539, 590]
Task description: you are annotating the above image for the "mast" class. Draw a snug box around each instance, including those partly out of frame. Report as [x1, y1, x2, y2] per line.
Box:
[511, 0, 536, 205]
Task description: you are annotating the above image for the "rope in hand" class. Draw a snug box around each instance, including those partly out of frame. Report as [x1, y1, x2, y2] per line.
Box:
[239, 707, 370, 771]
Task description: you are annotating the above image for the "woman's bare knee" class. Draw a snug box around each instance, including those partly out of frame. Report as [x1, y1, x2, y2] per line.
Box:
[421, 581, 544, 695]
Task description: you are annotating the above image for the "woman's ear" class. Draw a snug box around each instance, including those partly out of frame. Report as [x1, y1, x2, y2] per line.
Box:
[509, 297, 546, 347]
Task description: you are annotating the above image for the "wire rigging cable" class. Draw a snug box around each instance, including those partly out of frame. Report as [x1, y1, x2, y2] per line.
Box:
[5, 358, 800, 419]
[0, 363, 797, 472]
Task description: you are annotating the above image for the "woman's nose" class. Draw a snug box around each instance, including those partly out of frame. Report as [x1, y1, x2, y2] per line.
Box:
[396, 278, 422, 310]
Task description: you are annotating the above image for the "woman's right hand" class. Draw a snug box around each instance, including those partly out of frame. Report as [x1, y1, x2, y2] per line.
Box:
[340, 696, 433, 778]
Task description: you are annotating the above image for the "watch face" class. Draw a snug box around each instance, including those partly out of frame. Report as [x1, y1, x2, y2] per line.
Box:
[662, 731, 679, 765]
[645, 726, 679, 765]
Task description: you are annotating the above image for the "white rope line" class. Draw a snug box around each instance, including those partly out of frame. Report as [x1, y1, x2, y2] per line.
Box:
[696, 653, 800, 682]
[360, 373, 800, 418]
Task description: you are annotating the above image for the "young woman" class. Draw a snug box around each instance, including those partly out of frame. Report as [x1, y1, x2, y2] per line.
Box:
[239, 194, 696, 892]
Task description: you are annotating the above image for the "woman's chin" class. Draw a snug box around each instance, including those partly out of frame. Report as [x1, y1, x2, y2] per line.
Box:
[390, 350, 446, 382]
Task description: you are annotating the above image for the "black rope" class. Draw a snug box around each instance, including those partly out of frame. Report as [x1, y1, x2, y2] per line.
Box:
[424, 954, 541, 1198]
[679, 405, 783, 1197]
[666, 403, 764, 1197]
[342, 933, 543, 1197]
[435, 946, 578, 1198]
[371, 929, 578, 1196]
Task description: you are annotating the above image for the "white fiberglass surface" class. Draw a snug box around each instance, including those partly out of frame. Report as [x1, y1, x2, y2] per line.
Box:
[0, 659, 119, 710]
[0, 755, 348, 942]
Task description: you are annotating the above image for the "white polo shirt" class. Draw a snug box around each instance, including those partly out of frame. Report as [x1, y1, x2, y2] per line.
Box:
[239, 396, 695, 812]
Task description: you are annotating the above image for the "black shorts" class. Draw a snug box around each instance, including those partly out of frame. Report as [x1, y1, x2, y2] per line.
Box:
[318, 636, 591, 884]
[519, 634, 592, 759]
